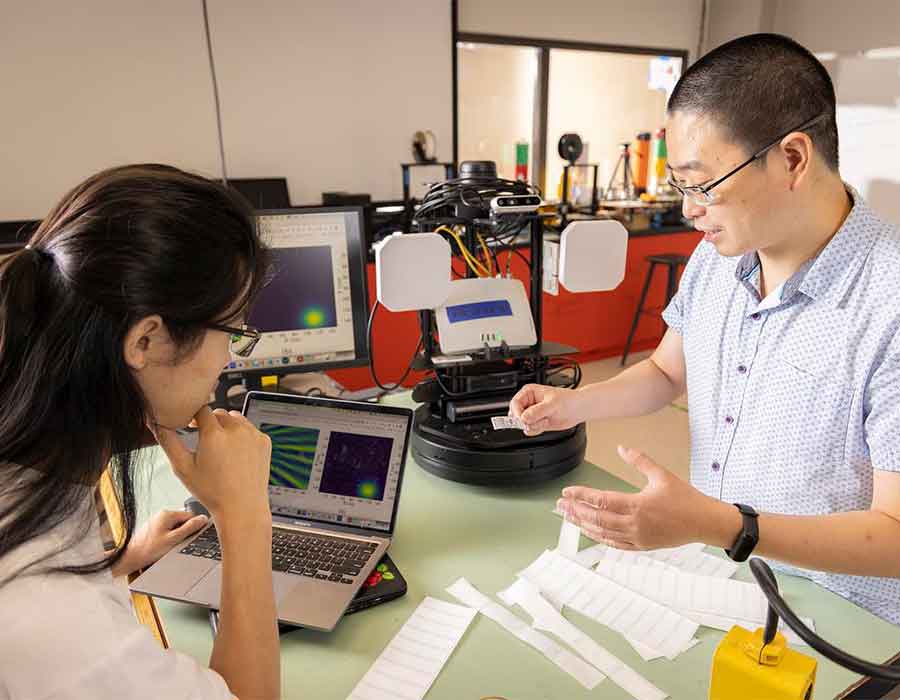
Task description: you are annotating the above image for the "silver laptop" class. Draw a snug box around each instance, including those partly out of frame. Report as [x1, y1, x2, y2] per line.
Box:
[131, 391, 412, 631]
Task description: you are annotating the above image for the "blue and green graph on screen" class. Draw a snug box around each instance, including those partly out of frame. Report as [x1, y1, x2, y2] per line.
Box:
[261, 423, 319, 490]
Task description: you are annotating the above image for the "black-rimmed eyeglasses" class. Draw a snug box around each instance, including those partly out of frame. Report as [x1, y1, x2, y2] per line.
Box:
[207, 323, 261, 357]
[667, 113, 828, 206]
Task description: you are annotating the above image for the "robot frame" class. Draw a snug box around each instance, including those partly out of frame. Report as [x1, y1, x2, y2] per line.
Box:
[374, 160, 627, 486]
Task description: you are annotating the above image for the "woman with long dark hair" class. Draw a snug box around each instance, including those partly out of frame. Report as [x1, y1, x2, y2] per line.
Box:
[0, 164, 280, 699]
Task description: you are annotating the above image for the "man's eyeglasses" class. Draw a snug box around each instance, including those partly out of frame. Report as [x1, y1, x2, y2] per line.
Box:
[207, 323, 261, 357]
[667, 113, 828, 206]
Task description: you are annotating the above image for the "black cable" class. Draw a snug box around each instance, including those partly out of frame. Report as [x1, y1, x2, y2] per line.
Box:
[480, 226, 525, 278]
[367, 301, 423, 392]
[546, 362, 582, 389]
[505, 246, 531, 270]
[201, 0, 228, 183]
[749, 558, 900, 681]
[415, 176, 540, 221]
[432, 369, 468, 397]
[487, 236, 500, 276]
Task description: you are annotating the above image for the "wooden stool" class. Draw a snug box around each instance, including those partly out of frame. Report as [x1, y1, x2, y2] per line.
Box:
[621, 253, 689, 366]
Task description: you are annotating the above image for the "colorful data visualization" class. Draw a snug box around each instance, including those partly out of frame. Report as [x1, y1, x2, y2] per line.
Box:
[261, 423, 320, 490]
[249, 246, 337, 332]
[319, 432, 393, 501]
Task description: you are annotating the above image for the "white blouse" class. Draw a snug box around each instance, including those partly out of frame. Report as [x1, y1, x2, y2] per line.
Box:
[0, 471, 232, 700]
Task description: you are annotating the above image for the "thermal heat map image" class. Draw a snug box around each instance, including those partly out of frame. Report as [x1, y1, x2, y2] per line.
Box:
[319, 432, 393, 501]
[261, 423, 319, 490]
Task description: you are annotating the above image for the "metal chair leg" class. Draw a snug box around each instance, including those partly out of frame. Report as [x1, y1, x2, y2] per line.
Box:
[621, 261, 656, 366]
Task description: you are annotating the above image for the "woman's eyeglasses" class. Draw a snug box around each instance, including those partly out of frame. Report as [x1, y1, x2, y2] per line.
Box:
[207, 323, 262, 357]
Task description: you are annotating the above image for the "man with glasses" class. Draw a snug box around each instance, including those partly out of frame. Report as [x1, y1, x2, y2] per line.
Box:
[510, 33, 900, 624]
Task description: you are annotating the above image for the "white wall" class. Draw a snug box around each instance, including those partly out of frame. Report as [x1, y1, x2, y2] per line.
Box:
[703, 0, 900, 226]
[772, 0, 900, 55]
[0, 1, 220, 220]
[0, 0, 452, 220]
[458, 0, 704, 58]
[704, 0, 772, 52]
[768, 1, 900, 227]
[206, 0, 452, 207]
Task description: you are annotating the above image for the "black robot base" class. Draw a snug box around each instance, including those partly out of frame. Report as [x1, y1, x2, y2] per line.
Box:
[410, 404, 587, 486]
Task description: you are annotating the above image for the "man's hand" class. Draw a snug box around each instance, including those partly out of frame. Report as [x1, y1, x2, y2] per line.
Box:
[112, 509, 208, 578]
[556, 446, 723, 550]
[508, 384, 585, 436]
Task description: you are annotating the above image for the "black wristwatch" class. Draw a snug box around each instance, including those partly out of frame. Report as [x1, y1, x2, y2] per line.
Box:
[725, 503, 759, 562]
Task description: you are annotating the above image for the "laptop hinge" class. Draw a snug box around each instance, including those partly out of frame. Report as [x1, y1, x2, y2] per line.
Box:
[272, 516, 389, 541]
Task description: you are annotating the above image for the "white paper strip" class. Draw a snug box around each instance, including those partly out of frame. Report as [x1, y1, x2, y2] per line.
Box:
[638, 543, 739, 579]
[499, 578, 669, 700]
[592, 560, 769, 623]
[575, 543, 739, 579]
[684, 610, 816, 647]
[552, 507, 738, 579]
[445, 578, 605, 690]
[519, 550, 699, 660]
[625, 637, 668, 661]
[347, 596, 475, 700]
[557, 519, 581, 559]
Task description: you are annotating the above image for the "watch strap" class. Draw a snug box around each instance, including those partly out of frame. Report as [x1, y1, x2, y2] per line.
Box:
[725, 502, 759, 562]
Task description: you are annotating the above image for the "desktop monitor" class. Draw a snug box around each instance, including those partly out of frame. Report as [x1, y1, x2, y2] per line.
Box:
[0, 219, 40, 253]
[224, 206, 370, 380]
[227, 178, 291, 210]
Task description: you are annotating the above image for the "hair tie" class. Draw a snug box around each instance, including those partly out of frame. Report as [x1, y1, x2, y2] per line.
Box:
[23, 244, 53, 263]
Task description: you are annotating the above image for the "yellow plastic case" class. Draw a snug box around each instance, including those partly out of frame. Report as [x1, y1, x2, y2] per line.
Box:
[710, 626, 817, 700]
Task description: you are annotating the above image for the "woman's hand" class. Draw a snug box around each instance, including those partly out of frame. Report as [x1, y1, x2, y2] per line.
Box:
[154, 406, 272, 522]
[112, 509, 208, 578]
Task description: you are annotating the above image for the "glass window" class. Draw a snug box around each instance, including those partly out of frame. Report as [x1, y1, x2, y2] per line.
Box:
[545, 49, 674, 199]
[457, 42, 539, 182]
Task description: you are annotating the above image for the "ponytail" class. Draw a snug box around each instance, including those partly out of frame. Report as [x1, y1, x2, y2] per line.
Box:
[0, 247, 56, 378]
[0, 164, 269, 583]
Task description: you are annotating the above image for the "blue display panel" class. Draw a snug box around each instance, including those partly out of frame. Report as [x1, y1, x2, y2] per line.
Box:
[446, 299, 513, 324]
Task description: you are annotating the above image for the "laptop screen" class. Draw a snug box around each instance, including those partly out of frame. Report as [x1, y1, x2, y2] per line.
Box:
[244, 395, 410, 533]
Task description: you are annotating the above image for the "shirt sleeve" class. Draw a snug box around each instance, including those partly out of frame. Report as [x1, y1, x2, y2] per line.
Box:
[661, 240, 712, 335]
[864, 349, 900, 473]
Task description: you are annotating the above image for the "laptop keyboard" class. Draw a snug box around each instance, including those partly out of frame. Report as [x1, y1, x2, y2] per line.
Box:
[180, 525, 379, 584]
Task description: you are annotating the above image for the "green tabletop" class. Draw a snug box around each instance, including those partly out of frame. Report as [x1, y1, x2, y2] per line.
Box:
[135, 394, 900, 700]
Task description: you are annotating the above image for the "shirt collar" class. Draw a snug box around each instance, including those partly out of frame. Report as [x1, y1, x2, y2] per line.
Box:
[798, 186, 879, 306]
[733, 186, 879, 308]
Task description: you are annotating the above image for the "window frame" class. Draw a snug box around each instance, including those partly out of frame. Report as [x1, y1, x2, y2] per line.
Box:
[453, 31, 688, 196]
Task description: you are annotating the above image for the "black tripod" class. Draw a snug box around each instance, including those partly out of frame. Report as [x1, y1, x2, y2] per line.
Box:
[604, 142, 635, 201]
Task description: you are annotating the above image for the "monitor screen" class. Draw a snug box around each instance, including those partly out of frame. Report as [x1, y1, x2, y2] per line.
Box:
[244, 396, 408, 533]
[226, 207, 369, 375]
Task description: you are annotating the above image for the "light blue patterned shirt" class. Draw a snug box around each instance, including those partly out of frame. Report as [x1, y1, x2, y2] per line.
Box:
[663, 188, 900, 624]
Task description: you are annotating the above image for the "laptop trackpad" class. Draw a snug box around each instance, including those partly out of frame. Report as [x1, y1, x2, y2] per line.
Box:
[184, 566, 298, 606]
[184, 565, 222, 605]
[272, 574, 299, 603]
